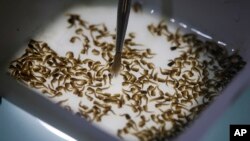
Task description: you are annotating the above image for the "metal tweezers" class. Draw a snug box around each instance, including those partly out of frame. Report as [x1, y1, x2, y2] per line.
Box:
[115, 0, 131, 58]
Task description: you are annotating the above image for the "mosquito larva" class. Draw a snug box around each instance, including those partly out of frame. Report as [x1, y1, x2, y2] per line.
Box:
[70, 36, 81, 43]
[41, 89, 50, 94]
[147, 63, 155, 69]
[117, 129, 123, 138]
[142, 105, 152, 113]
[132, 2, 142, 13]
[92, 82, 102, 87]
[170, 46, 178, 51]
[131, 66, 139, 72]
[92, 49, 100, 55]
[49, 91, 62, 98]
[153, 72, 158, 81]
[108, 73, 112, 84]
[168, 60, 175, 67]
[65, 51, 74, 59]
[74, 28, 83, 34]
[150, 95, 165, 102]
[140, 59, 147, 65]
[55, 86, 65, 92]
[157, 78, 165, 83]
[56, 99, 68, 105]
[142, 52, 154, 59]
